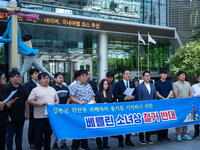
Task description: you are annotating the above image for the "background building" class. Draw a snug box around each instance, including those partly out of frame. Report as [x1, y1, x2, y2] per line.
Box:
[0, 0, 181, 84]
[169, 0, 200, 44]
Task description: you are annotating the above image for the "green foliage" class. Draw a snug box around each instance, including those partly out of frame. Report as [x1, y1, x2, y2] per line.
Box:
[166, 40, 200, 83]
[190, 26, 200, 41]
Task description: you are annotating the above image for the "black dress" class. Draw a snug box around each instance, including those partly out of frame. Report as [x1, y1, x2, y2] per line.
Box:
[0, 87, 9, 150]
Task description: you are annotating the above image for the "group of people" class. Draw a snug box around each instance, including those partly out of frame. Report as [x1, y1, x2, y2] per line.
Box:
[0, 68, 199, 150]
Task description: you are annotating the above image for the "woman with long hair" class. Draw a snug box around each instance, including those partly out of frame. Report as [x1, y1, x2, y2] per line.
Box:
[0, 71, 15, 150]
[95, 79, 112, 150]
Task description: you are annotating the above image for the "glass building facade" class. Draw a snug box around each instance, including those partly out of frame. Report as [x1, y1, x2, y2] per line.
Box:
[21, 0, 168, 26]
[0, 0, 178, 83]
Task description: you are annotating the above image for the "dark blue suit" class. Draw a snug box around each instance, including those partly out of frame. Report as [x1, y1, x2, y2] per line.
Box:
[136, 82, 157, 142]
[136, 82, 157, 101]
[114, 80, 136, 102]
[25, 80, 38, 145]
[114, 80, 136, 145]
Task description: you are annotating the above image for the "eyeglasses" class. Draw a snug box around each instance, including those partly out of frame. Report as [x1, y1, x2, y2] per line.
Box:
[0, 78, 6, 80]
[14, 76, 21, 79]
[42, 77, 50, 80]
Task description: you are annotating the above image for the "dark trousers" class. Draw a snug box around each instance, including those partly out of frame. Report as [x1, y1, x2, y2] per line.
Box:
[96, 137, 108, 146]
[139, 132, 150, 141]
[34, 118, 52, 150]
[71, 139, 88, 149]
[6, 122, 24, 150]
[28, 112, 35, 144]
[118, 134, 131, 144]
[157, 129, 168, 139]
[0, 125, 7, 150]
[194, 124, 199, 136]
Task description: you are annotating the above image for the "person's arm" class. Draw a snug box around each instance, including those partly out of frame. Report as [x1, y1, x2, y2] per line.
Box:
[25, 100, 30, 120]
[189, 90, 192, 98]
[92, 96, 96, 104]
[173, 83, 180, 98]
[154, 86, 157, 100]
[66, 98, 70, 104]
[70, 96, 85, 104]
[28, 99, 48, 106]
[157, 92, 165, 99]
[114, 83, 126, 102]
[166, 91, 173, 99]
[54, 99, 59, 105]
[0, 102, 6, 111]
[136, 86, 141, 101]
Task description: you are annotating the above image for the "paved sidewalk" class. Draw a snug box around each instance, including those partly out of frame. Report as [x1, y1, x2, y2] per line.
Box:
[10, 120, 200, 150]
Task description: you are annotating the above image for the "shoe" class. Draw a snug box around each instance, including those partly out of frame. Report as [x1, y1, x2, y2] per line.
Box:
[80, 147, 91, 150]
[158, 138, 163, 142]
[139, 140, 146, 145]
[30, 143, 35, 149]
[118, 143, 124, 148]
[98, 146, 104, 150]
[146, 139, 153, 144]
[182, 134, 192, 140]
[192, 135, 200, 139]
[177, 135, 182, 142]
[164, 137, 171, 141]
[103, 145, 110, 149]
[60, 143, 68, 150]
[52, 143, 59, 150]
[125, 141, 135, 146]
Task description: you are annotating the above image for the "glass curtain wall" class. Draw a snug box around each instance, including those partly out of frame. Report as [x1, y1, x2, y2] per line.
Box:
[107, 38, 174, 81]
[21, 0, 168, 26]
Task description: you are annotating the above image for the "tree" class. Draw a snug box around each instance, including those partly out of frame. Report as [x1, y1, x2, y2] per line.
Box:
[166, 39, 200, 84]
[190, 26, 200, 41]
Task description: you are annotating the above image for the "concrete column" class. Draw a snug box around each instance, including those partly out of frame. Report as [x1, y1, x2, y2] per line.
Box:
[11, 14, 18, 70]
[98, 33, 108, 84]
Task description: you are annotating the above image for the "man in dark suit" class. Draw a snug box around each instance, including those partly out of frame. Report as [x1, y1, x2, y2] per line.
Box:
[25, 68, 39, 149]
[87, 70, 98, 94]
[136, 71, 157, 145]
[114, 68, 136, 148]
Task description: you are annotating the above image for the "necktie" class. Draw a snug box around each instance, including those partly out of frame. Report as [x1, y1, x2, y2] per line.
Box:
[126, 81, 129, 88]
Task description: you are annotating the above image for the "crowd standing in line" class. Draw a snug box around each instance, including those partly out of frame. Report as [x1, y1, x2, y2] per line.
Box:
[0, 68, 200, 150]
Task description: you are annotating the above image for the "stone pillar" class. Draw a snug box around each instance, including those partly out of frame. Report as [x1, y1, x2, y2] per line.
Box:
[11, 14, 18, 70]
[98, 33, 108, 84]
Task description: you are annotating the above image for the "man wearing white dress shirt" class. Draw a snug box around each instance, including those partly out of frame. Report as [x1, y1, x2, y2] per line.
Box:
[191, 75, 200, 139]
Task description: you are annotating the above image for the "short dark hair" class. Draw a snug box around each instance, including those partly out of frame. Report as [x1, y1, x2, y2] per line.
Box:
[9, 70, 20, 78]
[142, 71, 150, 77]
[79, 70, 88, 76]
[74, 70, 80, 79]
[198, 74, 200, 78]
[106, 72, 114, 77]
[159, 69, 167, 74]
[122, 68, 131, 75]
[38, 72, 50, 80]
[133, 79, 139, 83]
[29, 68, 39, 76]
[54, 72, 64, 78]
[177, 71, 185, 77]
[0, 70, 4, 78]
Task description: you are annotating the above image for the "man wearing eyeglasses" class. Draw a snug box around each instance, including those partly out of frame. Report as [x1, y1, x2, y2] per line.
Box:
[28, 72, 59, 150]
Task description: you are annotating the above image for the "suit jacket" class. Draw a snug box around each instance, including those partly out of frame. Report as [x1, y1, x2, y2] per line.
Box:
[136, 82, 157, 101]
[88, 80, 98, 94]
[25, 80, 37, 112]
[114, 80, 136, 102]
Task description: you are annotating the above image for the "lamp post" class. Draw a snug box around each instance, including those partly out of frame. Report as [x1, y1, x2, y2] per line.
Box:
[141, 57, 143, 76]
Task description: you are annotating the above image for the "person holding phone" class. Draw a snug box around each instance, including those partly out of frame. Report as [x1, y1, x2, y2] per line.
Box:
[0, 71, 16, 150]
